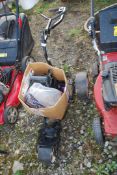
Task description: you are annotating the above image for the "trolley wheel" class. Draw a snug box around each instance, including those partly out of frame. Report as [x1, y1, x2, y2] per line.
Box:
[92, 117, 104, 147]
[37, 146, 56, 164]
[92, 62, 99, 81]
[75, 72, 89, 99]
[21, 56, 36, 72]
[4, 106, 18, 124]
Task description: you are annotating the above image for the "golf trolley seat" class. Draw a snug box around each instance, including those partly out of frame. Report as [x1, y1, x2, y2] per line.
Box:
[98, 4, 117, 53]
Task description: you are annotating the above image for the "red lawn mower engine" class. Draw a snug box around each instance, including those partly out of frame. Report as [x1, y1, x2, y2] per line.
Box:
[99, 6, 117, 109]
[102, 62, 117, 109]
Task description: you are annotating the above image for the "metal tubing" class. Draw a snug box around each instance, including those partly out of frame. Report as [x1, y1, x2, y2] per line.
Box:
[91, 0, 94, 17]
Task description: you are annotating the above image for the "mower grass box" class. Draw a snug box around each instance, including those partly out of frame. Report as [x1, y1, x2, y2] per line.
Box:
[18, 62, 69, 120]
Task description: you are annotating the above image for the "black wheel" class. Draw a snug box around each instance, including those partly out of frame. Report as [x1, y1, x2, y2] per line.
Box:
[92, 62, 99, 81]
[21, 56, 36, 72]
[4, 106, 18, 124]
[75, 72, 89, 99]
[37, 146, 56, 164]
[92, 117, 104, 147]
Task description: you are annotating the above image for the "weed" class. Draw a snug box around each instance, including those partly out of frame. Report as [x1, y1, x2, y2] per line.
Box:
[63, 64, 70, 73]
[87, 126, 93, 137]
[94, 161, 117, 175]
[14, 170, 25, 175]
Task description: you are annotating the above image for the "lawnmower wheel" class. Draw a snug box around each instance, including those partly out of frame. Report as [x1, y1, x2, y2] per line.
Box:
[92, 117, 104, 147]
[4, 106, 18, 124]
[75, 72, 89, 99]
[37, 146, 56, 164]
[21, 56, 36, 72]
[92, 62, 99, 81]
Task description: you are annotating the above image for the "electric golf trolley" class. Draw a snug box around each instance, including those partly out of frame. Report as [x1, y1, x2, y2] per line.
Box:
[82, 1, 117, 146]
[0, 0, 35, 125]
[18, 6, 67, 164]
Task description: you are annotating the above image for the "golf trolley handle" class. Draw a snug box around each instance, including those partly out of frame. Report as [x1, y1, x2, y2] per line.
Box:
[30, 70, 53, 87]
[40, 7, 66, 65]
[31, 75, 48, 81]
[41, 7, 66, 31]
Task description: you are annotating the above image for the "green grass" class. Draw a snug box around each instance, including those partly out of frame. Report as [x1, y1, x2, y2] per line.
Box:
[34, 0, 59, 14]
[14, 170, 24, 175]
[68, 28, 82, 37]
[95, 0, 117, 11]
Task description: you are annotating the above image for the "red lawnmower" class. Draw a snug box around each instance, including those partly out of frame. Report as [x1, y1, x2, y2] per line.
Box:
[76, 1, 117, 146]
[0, 0, 35, 125]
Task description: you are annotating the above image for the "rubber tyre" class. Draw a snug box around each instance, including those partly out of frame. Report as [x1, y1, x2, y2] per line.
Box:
[75, 72, 89, 99]
[21, 56, 36, 73]
[4, 106, 18, 124]
[37, 146, 56, 164]
[92, 117, 104, 147]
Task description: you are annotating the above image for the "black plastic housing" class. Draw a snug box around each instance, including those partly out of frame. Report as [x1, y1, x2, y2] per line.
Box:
[0, 13, 34, 66]
[99, 5, 117, 52]
[102, 62, 117, 107]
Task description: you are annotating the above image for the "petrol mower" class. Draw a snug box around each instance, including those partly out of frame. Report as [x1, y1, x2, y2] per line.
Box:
[0, 0, 34, 125]
[81, 0, 117, 146]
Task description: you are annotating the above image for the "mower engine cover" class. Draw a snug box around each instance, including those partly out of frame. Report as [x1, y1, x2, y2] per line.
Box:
[99, 5, 117, 52]
[102, 62, 117, 107]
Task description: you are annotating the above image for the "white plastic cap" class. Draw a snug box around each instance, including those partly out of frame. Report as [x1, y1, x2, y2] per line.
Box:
[19, 0, 39, 10]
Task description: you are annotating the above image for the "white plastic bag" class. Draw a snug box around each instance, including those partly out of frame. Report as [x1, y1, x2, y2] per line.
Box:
[26, 83, 62, 107]
[19, 0, 39, 10]
[22, 69, 34, 97]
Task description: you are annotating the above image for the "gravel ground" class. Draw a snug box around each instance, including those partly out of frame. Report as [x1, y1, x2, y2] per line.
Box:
[0, 1, 117, 175]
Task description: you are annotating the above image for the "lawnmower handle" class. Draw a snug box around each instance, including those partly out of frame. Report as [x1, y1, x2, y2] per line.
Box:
[0, 12, 15, 17]
[91, 0, 94, 17]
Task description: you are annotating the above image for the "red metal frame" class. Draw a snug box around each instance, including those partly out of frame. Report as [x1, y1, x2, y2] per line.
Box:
[94, 52, 117, 137]
[0, 66, 23, 125]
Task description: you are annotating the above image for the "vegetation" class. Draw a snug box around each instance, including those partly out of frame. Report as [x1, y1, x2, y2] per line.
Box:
[94, 161, 117, 175]
[14, 170, 24, 175]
